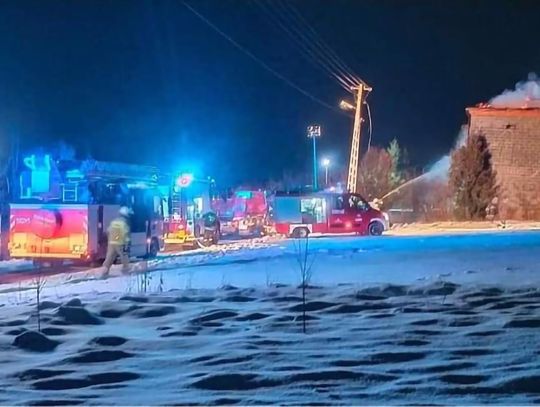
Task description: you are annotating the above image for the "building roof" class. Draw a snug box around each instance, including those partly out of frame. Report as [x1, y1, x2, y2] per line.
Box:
[467, 106, 540, 118]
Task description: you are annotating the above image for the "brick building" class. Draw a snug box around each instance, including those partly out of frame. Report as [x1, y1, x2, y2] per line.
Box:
[466, 107, 540, 219]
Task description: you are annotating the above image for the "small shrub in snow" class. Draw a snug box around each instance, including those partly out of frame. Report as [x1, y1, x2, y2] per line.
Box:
[292, 234, 316, 333]
[137, 270, 152, 294]
[32, 275, 46, 332]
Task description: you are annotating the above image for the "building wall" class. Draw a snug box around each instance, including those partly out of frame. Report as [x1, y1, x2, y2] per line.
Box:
[467, 108, 540, 219]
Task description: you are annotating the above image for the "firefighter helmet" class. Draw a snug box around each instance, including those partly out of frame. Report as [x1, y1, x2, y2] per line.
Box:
[119, 206, 132, 217]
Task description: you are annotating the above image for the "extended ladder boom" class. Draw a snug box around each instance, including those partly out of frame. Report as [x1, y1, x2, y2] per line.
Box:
[347, 83, 372, 193]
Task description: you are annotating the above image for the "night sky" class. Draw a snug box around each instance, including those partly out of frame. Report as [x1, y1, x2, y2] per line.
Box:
[1, 0, 540, 186]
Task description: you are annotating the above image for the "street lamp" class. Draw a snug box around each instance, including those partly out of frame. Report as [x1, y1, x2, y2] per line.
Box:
[307, 125, 321, 190]
[339, 100, 355, 111]
[322, 158, 330, 187]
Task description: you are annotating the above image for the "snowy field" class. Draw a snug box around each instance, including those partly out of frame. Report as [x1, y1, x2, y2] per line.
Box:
[388, 220, 540, 236]
[1, 231, 540, 405]
[0, 258, 33, 272]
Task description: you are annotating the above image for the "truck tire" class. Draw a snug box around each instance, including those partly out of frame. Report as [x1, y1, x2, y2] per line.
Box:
[194, 225, 201, 238]
[211, 229, 220, 245]
[147, 238, 159, 258]
[292, 227, 310, 238]
[368, 221, 384, 236]
[251, 225, 263, 238]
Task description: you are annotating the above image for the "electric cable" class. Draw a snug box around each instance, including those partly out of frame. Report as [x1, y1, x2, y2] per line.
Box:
[183, 1, 346, 115]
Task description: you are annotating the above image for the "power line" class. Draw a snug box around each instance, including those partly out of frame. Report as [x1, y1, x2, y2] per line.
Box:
[280, 0, 367, 88]
[272, 0, 359, 87]
[255, 0, 353, 93]
[182, 2, 345, 115]
[366, 101, 373, 151]
[256, 1, 351, 91]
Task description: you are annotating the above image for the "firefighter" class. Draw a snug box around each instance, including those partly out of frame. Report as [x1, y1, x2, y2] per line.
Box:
[101, 206, 131, 277]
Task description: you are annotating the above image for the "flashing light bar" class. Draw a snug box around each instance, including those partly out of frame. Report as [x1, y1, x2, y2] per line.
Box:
[176, 173, 194, 188]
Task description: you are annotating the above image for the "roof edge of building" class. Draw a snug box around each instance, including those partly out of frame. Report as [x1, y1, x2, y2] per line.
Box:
[467, 106, 540, 117]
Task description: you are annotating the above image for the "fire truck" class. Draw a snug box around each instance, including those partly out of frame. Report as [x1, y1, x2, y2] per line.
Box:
[162, 174, 220, 250]
[214, 189, 268, 237]
[9, 155, 164, 265]
[272, 191, 389, 238]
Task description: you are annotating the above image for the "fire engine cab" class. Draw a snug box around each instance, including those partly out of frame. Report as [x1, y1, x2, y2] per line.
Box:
[272, 191, 389, 238]
[9, 155, 164, 265]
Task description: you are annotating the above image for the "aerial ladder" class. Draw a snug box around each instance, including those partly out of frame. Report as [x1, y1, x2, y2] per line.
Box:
[344, 83, 372, 193]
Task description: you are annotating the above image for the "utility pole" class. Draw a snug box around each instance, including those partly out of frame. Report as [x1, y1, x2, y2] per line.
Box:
[346, 83, 372, 193]
[307, 125, 321, 190]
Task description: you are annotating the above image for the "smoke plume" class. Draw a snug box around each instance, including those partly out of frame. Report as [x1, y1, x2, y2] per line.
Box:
[489, 73, 540, 108]
[423, 125, 468, 181]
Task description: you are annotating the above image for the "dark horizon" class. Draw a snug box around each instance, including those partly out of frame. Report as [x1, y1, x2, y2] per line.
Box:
[1, 0, 540, 186]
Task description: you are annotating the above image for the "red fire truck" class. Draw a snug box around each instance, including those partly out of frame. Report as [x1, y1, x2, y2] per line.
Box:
[272, 191, 389, 238]
[214, 189, 268, 237]
[162, 174, 220, 250]
[9, 155, 164, 265]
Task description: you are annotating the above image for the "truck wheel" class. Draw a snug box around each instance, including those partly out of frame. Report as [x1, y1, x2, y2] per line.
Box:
[211, 230, 220, 245]
[292, 227, 309, 238]
[368, 221, 384, 236]
[147, 238, 159, 258]
[252, 225, 263, 238]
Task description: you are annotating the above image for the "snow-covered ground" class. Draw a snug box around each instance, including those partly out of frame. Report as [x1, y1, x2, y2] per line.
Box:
[0, 258, 32, 272]
[0, 231, 539, 405]
[3, 231, 540, 295]
[388, 220, 540, 235]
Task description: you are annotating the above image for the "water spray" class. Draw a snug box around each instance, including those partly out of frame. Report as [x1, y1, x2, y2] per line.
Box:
[379, 174, 427, 201]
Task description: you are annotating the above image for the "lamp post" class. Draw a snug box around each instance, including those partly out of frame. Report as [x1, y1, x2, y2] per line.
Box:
[307, 125, 321, 190]
[322, 158, 330, 187]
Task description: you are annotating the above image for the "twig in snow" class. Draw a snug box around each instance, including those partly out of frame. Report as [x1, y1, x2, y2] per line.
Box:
[293, 234, 313, 334]
[33, 274, 47, 332]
